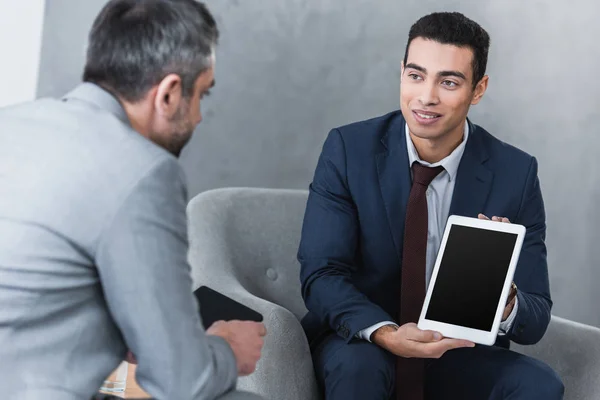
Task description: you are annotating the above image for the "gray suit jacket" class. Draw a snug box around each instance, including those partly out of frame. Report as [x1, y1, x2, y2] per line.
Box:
[0, 83, 238, 400]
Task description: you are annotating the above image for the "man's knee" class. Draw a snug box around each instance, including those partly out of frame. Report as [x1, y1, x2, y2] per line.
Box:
[321, 340, 395, 390]
[528, 363, 564, 399]
[500, 357, 564, 399]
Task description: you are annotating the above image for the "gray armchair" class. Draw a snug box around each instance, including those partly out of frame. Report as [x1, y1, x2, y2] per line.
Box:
[187, 187, 600, 400]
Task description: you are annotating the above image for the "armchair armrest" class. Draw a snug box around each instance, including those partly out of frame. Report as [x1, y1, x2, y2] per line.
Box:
[237, 292, 319, 400]
[194, 277, 320, 400]
[512, 315, 600, 400]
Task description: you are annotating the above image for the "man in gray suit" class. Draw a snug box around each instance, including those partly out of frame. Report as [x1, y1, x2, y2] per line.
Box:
[0, 1, 266, 399]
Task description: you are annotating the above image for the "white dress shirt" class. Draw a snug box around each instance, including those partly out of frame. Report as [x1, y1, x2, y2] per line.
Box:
[357, 122, 518, 342]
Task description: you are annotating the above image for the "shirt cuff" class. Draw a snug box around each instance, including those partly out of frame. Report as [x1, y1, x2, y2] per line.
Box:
[356, 321, 399, 342]
[498, 295, 519, 336]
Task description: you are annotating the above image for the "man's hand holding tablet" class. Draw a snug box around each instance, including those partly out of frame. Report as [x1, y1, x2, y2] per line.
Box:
[371, 322, 475, 359]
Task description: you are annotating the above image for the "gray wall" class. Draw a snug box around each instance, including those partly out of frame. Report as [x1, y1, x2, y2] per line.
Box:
[37, 0, 600, 328]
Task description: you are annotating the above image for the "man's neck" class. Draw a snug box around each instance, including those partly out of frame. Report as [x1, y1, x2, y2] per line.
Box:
[409, 122, 466, 164]
[97, 82, 153, 139]
[121, 100, 152, 139]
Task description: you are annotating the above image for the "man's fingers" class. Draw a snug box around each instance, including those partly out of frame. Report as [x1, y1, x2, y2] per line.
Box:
[256, 323, 267, 337]
[491, 216, 510, 223]
[439, 338, 475, 350]
[209, 320, 225, 329]
[409, 338, 475, 358]
[481, 214, 510, 223]
[405, 326, 442, 342]
[242, 321, 267, 336]
[420, 338, 475, 357]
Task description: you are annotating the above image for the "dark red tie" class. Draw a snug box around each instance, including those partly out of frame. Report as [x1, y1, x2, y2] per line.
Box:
[397, 162, 444, 400]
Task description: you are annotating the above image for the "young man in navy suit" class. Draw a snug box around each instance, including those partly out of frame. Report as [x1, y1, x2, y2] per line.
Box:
[298, 12, 564, 400]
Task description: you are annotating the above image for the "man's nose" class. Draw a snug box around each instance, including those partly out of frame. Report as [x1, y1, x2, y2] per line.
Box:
[418, 82, 440, 106]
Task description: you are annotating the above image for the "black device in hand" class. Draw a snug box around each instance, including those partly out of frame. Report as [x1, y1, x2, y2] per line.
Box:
[193, 286, 263, 329]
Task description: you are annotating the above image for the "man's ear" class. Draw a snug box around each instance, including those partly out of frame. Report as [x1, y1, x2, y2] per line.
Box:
[154, 74, 183, 118]
[471, 75, 489, 105]
[400, 60, 405, 81]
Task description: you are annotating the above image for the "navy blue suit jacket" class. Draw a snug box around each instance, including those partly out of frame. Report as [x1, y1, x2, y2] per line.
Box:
[298, 111, 552, 350]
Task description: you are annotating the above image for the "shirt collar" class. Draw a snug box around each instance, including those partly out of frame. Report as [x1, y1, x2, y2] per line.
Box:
[405, 121, 469, 182]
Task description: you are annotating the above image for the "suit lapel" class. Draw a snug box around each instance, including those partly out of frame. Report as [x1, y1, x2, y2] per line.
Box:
[449, 121, 494, 218]
[376, 118, 411, 264]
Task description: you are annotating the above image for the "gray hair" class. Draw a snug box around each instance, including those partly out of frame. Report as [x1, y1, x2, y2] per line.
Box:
[83, 0, 218, 102]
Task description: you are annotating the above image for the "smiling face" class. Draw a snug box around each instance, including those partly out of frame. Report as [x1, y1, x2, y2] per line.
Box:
[400, 37, 488, 144]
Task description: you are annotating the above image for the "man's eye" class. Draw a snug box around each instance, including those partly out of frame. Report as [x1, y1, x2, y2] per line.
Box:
[442, 80, 457, 87]
[408, 73, 422, 80]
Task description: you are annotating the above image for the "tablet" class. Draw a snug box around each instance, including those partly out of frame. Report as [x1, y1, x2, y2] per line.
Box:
[194, 286, 263, 330]
[417, 215, 526, 345]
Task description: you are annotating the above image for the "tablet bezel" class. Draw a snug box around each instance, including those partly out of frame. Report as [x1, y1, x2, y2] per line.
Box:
[417, 215, 526, 345]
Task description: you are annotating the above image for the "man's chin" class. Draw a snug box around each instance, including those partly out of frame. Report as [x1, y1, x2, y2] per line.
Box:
[168, 132, 193, 157]
[406, 123, 445, 141]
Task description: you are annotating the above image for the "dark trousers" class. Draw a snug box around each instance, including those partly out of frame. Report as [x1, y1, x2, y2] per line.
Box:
[313, 334, 564, 400]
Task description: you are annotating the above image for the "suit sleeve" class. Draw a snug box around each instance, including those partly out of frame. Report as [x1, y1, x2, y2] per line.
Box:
[95, 157, 237, 399]
[508, 156, 552, 345]
[298, 129, 394, 342]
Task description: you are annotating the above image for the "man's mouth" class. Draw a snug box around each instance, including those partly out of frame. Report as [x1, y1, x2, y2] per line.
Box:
[413, 110, 441, 119]
[412, 110, 442, 124]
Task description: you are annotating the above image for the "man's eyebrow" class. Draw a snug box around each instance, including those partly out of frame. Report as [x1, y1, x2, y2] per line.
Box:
[405, 63, 467, 81]
[405, 63, 426, 73]
[438, 70, 466, 80]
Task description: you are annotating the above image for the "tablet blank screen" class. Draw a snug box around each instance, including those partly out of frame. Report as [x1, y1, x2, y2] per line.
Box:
[425, 225, 518, 331]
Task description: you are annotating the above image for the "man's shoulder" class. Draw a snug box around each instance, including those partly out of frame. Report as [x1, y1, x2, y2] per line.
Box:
[1, 96, 181, 199]
[334, 110, 403, 138]
[69, 102, 183, 195]
[49, 95, 173, 172]
[327, 111, 404, 154]
[473, 123, 536, 168]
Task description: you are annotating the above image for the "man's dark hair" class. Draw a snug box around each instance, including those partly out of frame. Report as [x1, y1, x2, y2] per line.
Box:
[403, 12, 490, 89]
[83, 0, 218, 102]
